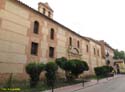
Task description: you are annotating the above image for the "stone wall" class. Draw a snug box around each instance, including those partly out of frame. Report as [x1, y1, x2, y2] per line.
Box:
[0, 0, 29, 74]
[0, 0, 107, 81]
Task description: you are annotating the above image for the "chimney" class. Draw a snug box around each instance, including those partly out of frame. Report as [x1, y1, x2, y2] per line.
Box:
[38, 2, 53, 19]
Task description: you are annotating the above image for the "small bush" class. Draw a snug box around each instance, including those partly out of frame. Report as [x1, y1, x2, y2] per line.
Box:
[94, 66, 113, 78]
[25, 62, 45, 87]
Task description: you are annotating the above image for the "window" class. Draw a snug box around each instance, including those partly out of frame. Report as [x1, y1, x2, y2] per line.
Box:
[48, 11, 51, 17]
[33, 21, 39, 34]
[69, 37, 72, 46]
[97, 50, 100, 56]
[43, 8, 46, 14]
[50, 28, 54, 40]
[94, 48, 96, 55]
[77, 41, 80, 48]
[49, 47, 54, 58]
[31, 42, 38, 55]
[86, 45, 89, 52]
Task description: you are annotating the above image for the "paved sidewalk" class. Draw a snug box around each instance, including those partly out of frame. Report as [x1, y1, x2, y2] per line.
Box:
[43, 75, 124, 92]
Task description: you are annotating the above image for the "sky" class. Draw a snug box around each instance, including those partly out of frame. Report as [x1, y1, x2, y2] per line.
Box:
[20, 0, 125, 51]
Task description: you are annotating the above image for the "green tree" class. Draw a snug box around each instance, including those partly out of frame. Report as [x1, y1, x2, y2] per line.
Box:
[56, 57, 89, 80]
[25, 62, 45, 87]
[55, 57, 72, 80]
[55, 57, 67, 70]
[68, 59, 89, 78]
[45, 62, 58, 92]
[114, 49, 125, 61]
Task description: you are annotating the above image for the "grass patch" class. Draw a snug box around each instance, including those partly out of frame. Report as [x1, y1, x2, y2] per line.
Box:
[0, 78, 85, 92]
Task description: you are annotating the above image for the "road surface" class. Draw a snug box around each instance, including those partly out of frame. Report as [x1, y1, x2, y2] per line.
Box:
[75, 75, 125, 92]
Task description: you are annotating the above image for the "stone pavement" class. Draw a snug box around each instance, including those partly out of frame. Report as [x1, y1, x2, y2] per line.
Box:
[43, 74, 123, 92]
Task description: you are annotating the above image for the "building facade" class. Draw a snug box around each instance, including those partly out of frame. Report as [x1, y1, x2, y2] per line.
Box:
[99, 40, 114, 66]
[0, 0, 113, 81]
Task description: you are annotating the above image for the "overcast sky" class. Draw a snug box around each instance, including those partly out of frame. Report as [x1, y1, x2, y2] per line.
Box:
[20, 0, 125, 51]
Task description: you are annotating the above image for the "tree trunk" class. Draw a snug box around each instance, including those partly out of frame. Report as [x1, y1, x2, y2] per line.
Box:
[52, 85, 54, 92]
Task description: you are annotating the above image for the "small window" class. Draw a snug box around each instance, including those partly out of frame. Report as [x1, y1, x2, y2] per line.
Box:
[49, 47, 54, 58]
[31, 42, 38, 55]
[69, 37, 72, 46]
[94, 48, 96, 55]
[97, 49, 100, 56]
[77, 41, 80, 48]
[33, 21, 39, 34]
[97, 50, 99, 56]
[48, 11, 51, 17]
[86, 45, 89, 52]
[50, 28, 54, 40]
[43, 8, 46, 14]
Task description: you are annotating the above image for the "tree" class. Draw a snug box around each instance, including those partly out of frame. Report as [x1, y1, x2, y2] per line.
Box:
[45, 62, 58, 92]
[68, 59, 89, 78]
[55, 57, 71, 80]
[113, 49, 125, 61]
[82, 61, 89, 71]
[55, 57, 67, 70]
[56, 58, 89, 80]
[25, 62, 45, 87]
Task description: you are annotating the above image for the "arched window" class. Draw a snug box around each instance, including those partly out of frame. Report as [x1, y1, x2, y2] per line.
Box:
[97, 49, 100, 56]
[94, 47, 96, 55]
[33, 21, 39, 34]
[77, 40, 80, 48]
[48, 11, 51, 17]
[69, 37, 72, 46]
[43, 8, 46, 14]
[50, 28, 54, 40]
[86, 45, 89, 52]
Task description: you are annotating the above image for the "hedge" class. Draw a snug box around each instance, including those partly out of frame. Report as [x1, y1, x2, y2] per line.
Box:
[94, 66, 113, 78]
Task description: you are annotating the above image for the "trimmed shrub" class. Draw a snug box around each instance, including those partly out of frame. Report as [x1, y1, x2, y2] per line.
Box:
[55, 57, 67, 69]
[68, 59, 89, 78]
[82, 61, 89, 71]
[25, 62, 45, 87]
[56, 58, 89, 80]
[94, 66, 113, 78]
[45, 62, 58, 92]
[55, 57, 72, 80]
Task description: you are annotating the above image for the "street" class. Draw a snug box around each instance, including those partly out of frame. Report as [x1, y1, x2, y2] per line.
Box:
[75, 75, 125, 92]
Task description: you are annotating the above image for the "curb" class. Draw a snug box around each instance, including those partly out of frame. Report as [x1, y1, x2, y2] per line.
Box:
[43, 75, 124, 92]
[71, 75, 124, 92]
